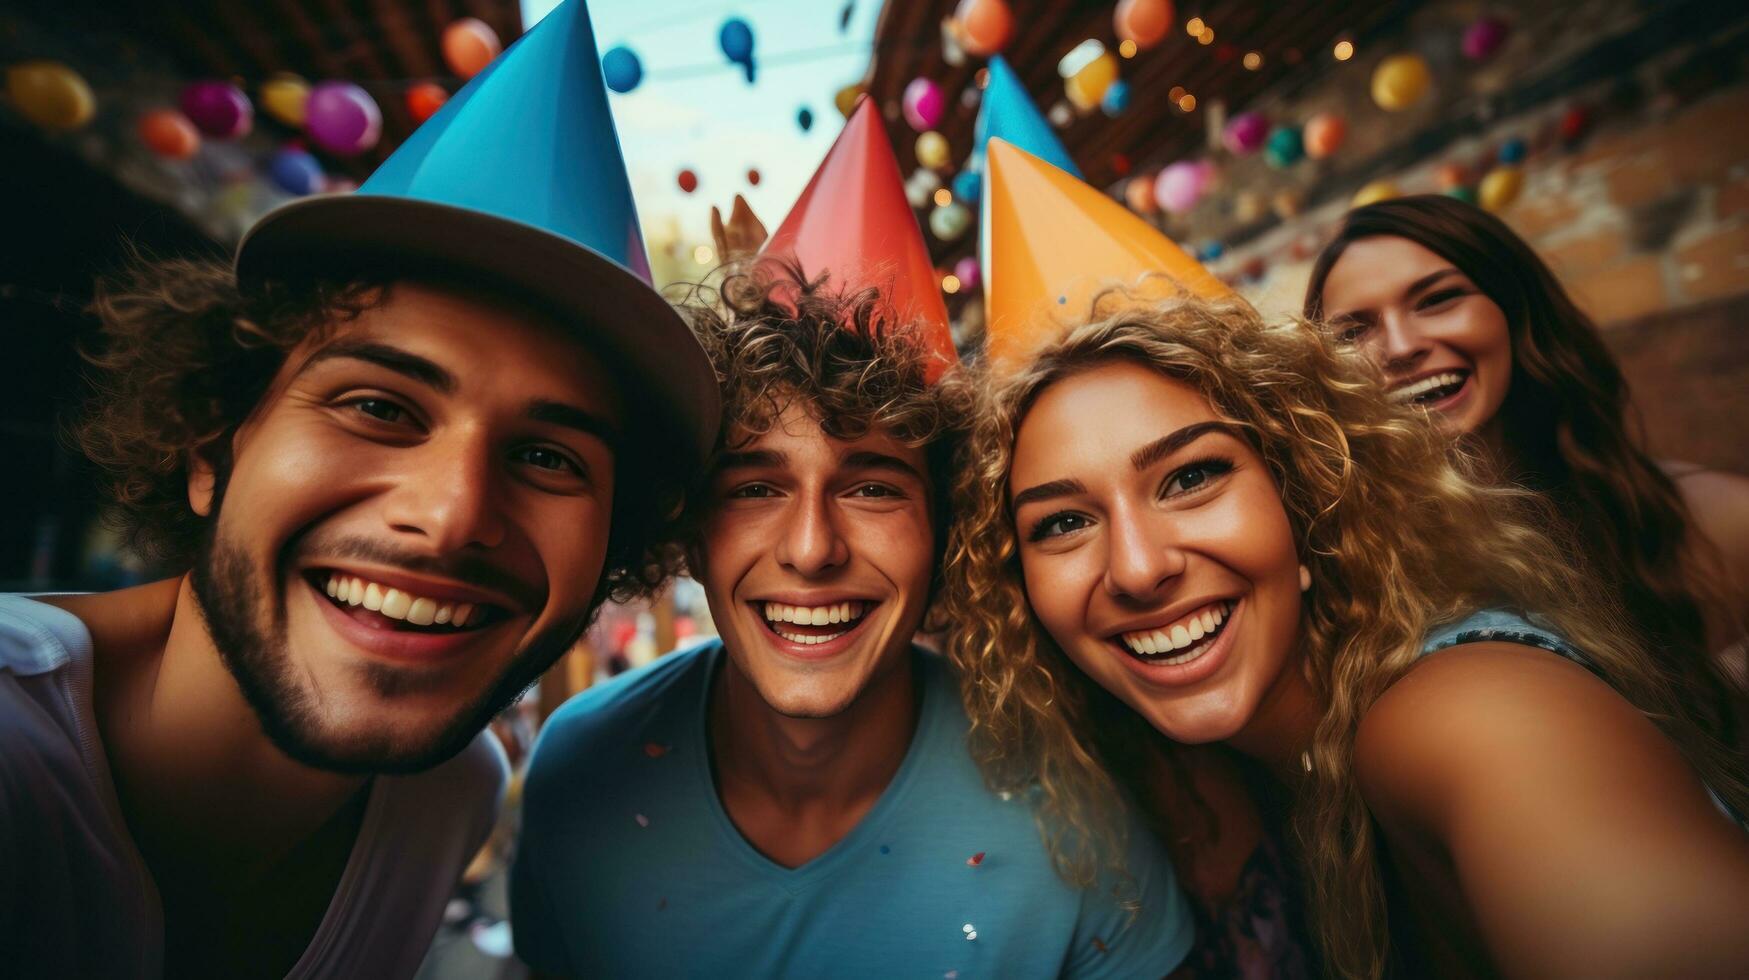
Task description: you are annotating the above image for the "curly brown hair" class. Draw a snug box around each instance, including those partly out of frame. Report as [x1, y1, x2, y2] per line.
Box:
[939, 289, 1749, 978]
[73, 252, 684, 606]
[673, 264, 970, 574]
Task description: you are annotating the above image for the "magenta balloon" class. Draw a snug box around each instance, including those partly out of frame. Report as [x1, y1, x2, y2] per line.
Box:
[179, 80, 253, 139]
[953, 255, 981, 290]
[305, 81, 382, 156]
[1462, 16, 1510, 61]
[902, 77, 946, 132]
[1154, 161, 1204, 214]
[1222, 111, 1269, 155]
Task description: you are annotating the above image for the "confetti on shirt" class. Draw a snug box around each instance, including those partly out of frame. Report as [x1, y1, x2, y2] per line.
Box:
[644, 742, 670, 757]
[966, 851, 985, 867]
[635, 813, 650, 828]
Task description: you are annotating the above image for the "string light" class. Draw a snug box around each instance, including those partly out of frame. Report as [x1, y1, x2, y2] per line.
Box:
[1118, 39, 1138, 59]
[1169, 85, 1186, 102]
[1186, 17, 1204, 36]
[933, 187, 952, 207]
[942, 274, 961, 294]
[1243, 51, 1263, 70]
[1334, 40, 1355, 61]
[1198, 28, 1215, 45]
[1178, 94, 1197, 111]
[693, 245, 714, 264]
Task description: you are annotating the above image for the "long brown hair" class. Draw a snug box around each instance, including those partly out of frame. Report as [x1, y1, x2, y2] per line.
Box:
[940, 293, 1749, 978]
[1304, 195, 1738, 742]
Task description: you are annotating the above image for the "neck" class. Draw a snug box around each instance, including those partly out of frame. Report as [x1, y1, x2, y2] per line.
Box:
[1226, 652, 1322, 786]
[708, 646, 919, 815]
[75, 576, 366, 876]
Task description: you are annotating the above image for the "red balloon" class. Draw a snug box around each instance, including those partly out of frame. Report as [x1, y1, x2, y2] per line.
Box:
[1559, 106, 1591, 144]
[678, 169, 699, 193]
[1114, 0, 1174, 49]
[139, 108, 200, 159]
[443, 18, 501, 80]
[405, 82, 448, 124]
[954, 0, 1014, 57]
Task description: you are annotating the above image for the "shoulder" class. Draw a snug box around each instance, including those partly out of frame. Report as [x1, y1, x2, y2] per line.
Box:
[0, 594, 89, 676]
[536, 642, 713, 751]
[1355, 641, 1704, 830]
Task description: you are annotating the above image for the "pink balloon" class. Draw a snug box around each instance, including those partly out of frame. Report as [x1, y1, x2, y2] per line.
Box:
[903, 77, 945, 132]
[1462, 16, 1510, 61]
[953, 255, 981, 291]
[1222, 111, 1268, 155]
[1154, 160, 1205, 214]
[305, 81, 381, 156]
[180, 80, 253, 139]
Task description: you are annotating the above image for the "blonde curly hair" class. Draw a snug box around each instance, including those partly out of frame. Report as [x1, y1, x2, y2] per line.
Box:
[939, 290, 1749, 978]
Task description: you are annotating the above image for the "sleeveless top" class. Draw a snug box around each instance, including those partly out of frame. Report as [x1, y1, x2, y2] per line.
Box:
[1419, 607, 1744, 828]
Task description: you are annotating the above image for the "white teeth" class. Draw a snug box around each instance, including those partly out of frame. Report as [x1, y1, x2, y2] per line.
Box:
[1120, 600, 1234, 658]
[1390, 371, 1466, 404]
[323, 573, 485, 629]
[1169, 624, 1191, 648]
[774, 628, 850, 645]
[762, 601, 869, 626]
[810, 606, 829, 626]
[1187, 619, 1205, 641]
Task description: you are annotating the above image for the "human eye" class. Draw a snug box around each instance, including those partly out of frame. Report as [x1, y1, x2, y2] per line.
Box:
[1028, 511, 1092, 542]
[1329, 317, 1369, 344]
[1160, 457, 1234, 499]
[848, 482, 903, 499]
[511, 445, 582, 475]
[1416, 287, 1467, 311]
[726, 482, 777, 499]
[348, 396, 410, 424]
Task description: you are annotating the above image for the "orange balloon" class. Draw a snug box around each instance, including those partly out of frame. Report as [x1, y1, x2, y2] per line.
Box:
[955, 0, 1014, 57]
[442, 18, 502, 79]
[1124, 175, 1157, 213]
[406, 82, 449, 124]
[1303, 113, 1346, 159]
[138, 108, 200, 159]
[1114, 0, 1174, 49]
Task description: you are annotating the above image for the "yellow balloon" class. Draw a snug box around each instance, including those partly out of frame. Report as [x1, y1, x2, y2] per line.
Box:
[259, 73, 309, 127]
[1371, 54, 1431, 111]
[6, 60, 95, 130]
[916, 130, 950, 170]
[1064, 52, 1118, 111]
[1352, 179, 1399, 208]
[1478, 166, 1524, 212]
[835, 83, 866, 119]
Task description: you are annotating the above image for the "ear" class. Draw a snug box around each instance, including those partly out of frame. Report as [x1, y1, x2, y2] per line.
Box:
[187, 450, 217, 517]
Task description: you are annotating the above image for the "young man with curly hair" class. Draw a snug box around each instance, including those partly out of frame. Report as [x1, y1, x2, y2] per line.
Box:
[0, 4, 716, 976]
[510, 103, 1192, 978]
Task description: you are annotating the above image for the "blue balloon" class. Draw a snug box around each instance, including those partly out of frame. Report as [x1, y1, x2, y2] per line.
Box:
[602, 45, 642, 94]
[1100, 80, 1131, 117]
[269, 148, 324, 196]
[952, 169, 981, 203]
[797, 106, 813, 131]
[720, 18, 755, 82]
[1197, 240, 1225, 262]
[1499, 137, 1527, 164]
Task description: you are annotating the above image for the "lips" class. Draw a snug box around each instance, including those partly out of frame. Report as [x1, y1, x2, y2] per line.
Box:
[1389, 370, 1469, 406]
[1115, 599, 1232, 665]
[310, 569, 506, 635]
[757, 600, 873, 645]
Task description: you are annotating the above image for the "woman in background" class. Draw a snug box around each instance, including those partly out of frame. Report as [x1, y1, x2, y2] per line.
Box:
[1305, 195, 1749, 744]
[942, 295, 1749, 977]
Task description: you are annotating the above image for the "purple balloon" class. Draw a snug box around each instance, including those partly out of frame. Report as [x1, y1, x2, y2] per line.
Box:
[1154, 160, 1205, 215]
[953, 255, 981, 291]
[902, 77, 945, 132]
[305, 81, 381, 156]
[180, 81, 253, 139]
[1462, 16, 1510, 61]
[1222, 111, 1269, 155]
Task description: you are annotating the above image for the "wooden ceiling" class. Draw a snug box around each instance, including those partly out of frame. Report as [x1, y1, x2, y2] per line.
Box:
[865, 0, 1410, 269]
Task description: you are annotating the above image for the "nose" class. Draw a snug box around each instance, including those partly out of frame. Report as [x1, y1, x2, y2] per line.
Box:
[1102, 502, 1186, 603]
[773, 492, 850, 578]
[1378, 308, 1431, 373]
[380, 427, 508, 553]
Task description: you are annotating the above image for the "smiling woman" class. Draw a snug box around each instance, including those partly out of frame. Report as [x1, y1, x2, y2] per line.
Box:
[940, 293, 1749, 977]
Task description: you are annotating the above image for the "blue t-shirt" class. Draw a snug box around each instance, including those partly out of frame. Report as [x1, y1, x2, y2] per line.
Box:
[512, 641, 1193, 978]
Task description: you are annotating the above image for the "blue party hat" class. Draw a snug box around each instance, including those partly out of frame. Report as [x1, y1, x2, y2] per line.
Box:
[236, 0, 717, 463]
[971, 56, 1080, 179]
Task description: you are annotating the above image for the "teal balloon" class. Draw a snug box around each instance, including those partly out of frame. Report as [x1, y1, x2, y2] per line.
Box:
[972, 56, 1080, 178]
[602, 46, 642, 93]
[1100, 80, 1131, 117]
[720, 18, 755, 82]
[1499, 137, 1527, 164]
[952, 169, 981, 203]
[1444, 185, 1477, 203]
[1265, 126, 1304, 169]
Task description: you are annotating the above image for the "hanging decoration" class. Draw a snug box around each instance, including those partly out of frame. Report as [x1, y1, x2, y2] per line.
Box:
[1559, 106, 1591, 145]
[677, 168, 699, 193]
[304, 81, 381, 156]
[835, 83, 865, 118]
[1272, 188, 1303, 219]
[1478, 166, 1523, 211]
[1371, 54, 1431, 111]
[1497, 137, 1527, 164]
[138, 109, 200, 159]
[941, 17, 968, 68]
[1047, 101, 1073, 127]
[268, 146, 325, 196]
[797, 106, 815, 131]
[952, 168, 981, 203]
[904, 167, 941, 208]
[1462, 16, 1511, 62]
[1352, 179, 1399, 208]
[915, 130, 951, 169]
[953, 255, 981, 291]
[181, 80, 253, 139]
[1114, 0, 1174, 50]
[405, 82, 448, 124]
[259, 74, 310, 128]
[1222, 111, 1269, 155]
[1434, 162, 1468, 190]
[1100, 80, 1131, 117]
[1059, 40, 1118, 112]
[442, 17, 502, 79]
[929, 201, 972, 241]
[1303, 112, 1346, 158]
[1124, 174, 1157, 214]
[1264, 125, 1303, 168]
[602, 46, 643, 94]
[6, 60, 95, 130]
[1233, 190, 1265, 222]
[903, 77, 945, 131]
[1445, 185, 1477, 203]
[954, 0, 1014, 57]
[1196, 240, 1225, 262]
[719, 17, 757, 83]
[1154, 160, 1207, 214]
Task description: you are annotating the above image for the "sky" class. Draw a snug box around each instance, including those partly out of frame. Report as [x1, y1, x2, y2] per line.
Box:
[522, 0, 886, 261]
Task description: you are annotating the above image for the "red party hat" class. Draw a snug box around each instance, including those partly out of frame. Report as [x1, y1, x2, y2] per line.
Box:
[759, 98, 957, 382]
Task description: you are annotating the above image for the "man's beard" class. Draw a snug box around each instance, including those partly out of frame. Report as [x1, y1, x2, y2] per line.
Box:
[190, 524, 591, 775]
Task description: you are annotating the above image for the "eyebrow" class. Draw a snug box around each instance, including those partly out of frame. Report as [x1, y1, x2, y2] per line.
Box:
[715, 449, 785, 471]
[842, 450, 926, 483]
[1010, 420, 1239, 509]
[1011, 477, 1088, 509]
[301, 340, 455, 394]
[528, 399, 621, 447]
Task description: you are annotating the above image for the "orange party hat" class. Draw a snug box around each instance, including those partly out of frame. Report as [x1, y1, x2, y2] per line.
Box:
[759, 98, 957, 381]
[982, 138, 1231, 366]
